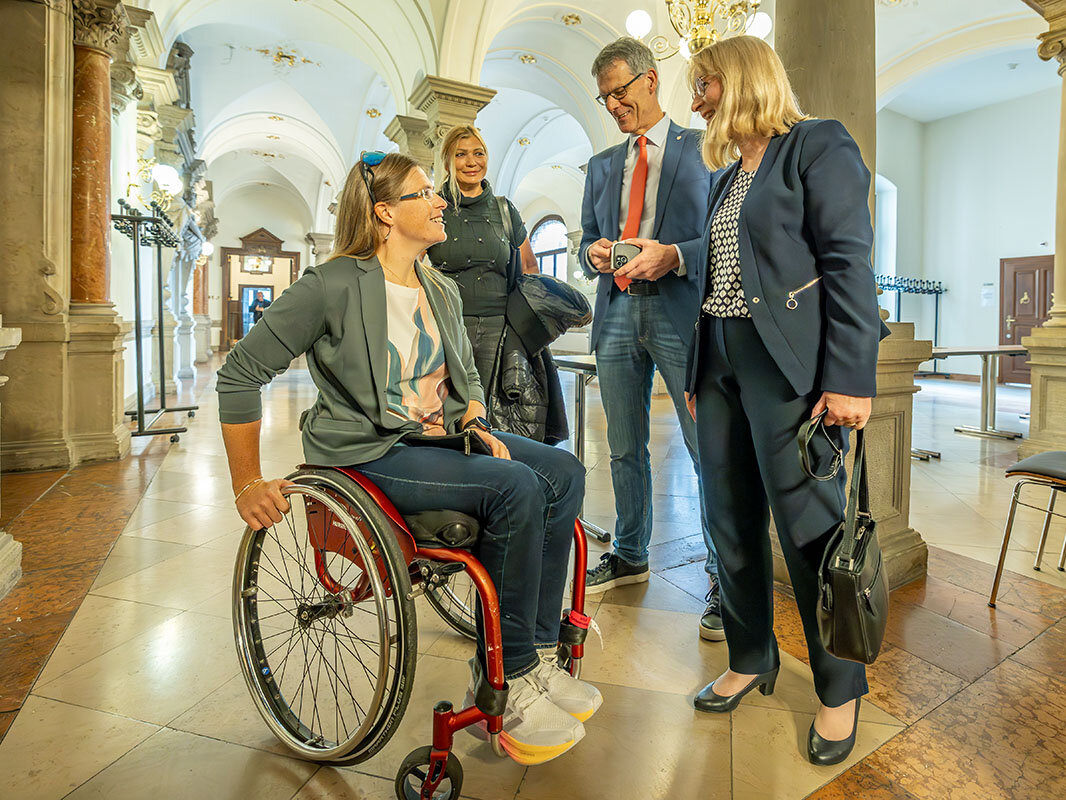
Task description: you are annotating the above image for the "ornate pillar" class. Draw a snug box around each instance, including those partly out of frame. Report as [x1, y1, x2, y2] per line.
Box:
[770, 1, 929, 588]
[67, 0, 131, 464]
[192, 254, 212, 363]
[173, 216, 203, 381]
[385, 114, 434, 177]
[407, 76, 496, 179]
[305, 232, 335, 263]
[1022, 1, 1066, 456]
[0, 319, 23, 600]
[0, 0, 74, 470]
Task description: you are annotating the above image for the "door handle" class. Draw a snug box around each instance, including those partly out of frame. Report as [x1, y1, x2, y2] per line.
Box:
[1005, 315, 1015, 339]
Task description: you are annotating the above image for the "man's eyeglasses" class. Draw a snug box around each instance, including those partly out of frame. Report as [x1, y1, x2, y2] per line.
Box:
[359, 150, 386, 203]
[596, 72, 646, 106]
[693, 74, 714, 99]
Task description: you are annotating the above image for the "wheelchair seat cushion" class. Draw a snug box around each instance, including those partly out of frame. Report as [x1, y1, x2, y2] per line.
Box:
[404, 510, 481, 549]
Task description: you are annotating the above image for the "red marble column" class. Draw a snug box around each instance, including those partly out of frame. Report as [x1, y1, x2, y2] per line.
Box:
[70, 43, 112, 304]
[193, 258, 207, 315]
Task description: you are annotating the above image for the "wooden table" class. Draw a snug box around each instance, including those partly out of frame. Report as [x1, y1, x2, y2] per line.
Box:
[930, 345, 1029, 439]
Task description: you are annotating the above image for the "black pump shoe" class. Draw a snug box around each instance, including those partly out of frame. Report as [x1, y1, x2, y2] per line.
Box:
[807, 698, 861, 766]
[693, 667, 779, 713]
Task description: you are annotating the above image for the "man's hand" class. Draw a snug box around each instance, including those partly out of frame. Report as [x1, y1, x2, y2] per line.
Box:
[587, 238, 615, 273]
[811, 392, 872, 429]
[614, 238, 680, 281]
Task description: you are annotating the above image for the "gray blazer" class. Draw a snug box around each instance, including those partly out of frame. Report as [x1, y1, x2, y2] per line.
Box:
[217, 255, 485, 466]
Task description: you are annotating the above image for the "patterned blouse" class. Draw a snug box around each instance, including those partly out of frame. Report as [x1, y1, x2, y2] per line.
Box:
[702, 167, 757, 318]
[383, 281, 450, 433]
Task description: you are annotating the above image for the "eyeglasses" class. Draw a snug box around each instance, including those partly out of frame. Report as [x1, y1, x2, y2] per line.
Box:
[595, 72, 646, 106]
[693, 74, 714, 99]
[398, 187, 438, 202]
[359, 150, 386, 203]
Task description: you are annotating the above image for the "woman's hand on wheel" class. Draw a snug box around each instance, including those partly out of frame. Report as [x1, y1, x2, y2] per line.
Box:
[236, 478, 295, 530]
[472, 429, 511, 460]
[685, 391, 696, 422]
[811, 392, 872, 429]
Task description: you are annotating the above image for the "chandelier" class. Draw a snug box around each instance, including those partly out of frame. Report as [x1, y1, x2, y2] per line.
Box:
[626, 2, 772, 60]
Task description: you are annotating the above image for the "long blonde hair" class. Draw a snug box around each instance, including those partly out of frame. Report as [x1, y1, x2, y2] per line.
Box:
[329, 152, 418, 260]
[689, 36, 809, 170]
[437, 125, 489, 210]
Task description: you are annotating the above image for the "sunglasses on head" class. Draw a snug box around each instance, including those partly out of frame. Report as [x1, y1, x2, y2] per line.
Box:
[358, 150, 437, 204]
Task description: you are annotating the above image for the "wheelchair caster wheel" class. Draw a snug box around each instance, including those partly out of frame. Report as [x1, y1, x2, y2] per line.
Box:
[395, 746, 462, 800]
[169, 434, 180, 443]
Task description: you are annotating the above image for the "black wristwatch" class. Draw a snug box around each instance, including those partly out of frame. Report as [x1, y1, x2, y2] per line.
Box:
[462, 416, 492, 433]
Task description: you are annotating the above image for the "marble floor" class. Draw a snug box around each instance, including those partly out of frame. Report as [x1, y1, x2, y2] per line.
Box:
[1, 363, 1065, 799]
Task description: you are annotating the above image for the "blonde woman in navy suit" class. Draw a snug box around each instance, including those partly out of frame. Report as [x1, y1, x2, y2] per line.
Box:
[683, 36, 889, 765]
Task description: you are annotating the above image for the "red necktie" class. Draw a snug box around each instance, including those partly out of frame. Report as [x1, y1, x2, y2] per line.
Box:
[616, 135, 648, 292]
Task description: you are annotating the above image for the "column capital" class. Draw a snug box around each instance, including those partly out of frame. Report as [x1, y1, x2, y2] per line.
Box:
[1031, 0, 1066, 74]
[408, 75, 496, 150]
[72, 0, 129, 58]
[305, 232, 335, 258]
[384, 114, 435, 177]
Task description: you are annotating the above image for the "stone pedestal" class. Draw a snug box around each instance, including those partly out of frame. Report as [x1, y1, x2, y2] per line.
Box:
[67, 303, 131, 463]
[0, 320, 23, 601]
[1022, 7, 1066, 456]
[151, 309, 178, 396]
[407, 76, 496, 179]
[193, 314, 212, 363]
[385, 114, 434, 178]
[175, 313, 195, 380]
[772, 324, 932, 590]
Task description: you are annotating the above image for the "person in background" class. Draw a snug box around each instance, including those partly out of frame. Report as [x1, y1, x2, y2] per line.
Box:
[216, 152, 600, 766]
[578, 37, 723, 643]
[685, 36, 887, 765]
[427, 125, 567, 443]
[249, 290, 271, 324]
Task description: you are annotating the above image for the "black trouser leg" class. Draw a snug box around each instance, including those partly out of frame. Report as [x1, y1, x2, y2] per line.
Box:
[694, 317, 867, 706]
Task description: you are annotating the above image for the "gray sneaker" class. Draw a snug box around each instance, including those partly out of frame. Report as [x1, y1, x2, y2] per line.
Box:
[585, 552, 650, 595]
[699, 578, 725, 641]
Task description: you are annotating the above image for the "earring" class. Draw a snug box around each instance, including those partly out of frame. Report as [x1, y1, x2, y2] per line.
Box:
[383, 225, 392, 241]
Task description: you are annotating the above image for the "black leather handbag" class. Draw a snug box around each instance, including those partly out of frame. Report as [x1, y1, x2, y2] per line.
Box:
[798, 414, 889, 665]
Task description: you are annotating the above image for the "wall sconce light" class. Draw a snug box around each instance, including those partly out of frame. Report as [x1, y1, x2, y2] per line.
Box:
[201, 241, 215, 257]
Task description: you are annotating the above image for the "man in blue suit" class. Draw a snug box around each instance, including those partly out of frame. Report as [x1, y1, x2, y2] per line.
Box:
[579, 37, 722, 641]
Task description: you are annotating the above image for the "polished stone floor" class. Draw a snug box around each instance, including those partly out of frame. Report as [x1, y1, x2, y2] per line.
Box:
[1, 363, 1064, 799]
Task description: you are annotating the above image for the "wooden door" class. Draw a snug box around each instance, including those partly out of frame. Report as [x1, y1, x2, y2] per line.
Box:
[222, 300, 243, 352]
[999, 256, 1054, 383]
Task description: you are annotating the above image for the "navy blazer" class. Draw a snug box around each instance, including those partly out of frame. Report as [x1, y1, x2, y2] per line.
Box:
[686, 119, 889, 399]
[579, 119, 715, 351]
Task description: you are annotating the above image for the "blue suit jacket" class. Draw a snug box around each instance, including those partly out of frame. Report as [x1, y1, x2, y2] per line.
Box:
[686, 119, 889, 399]
[579, 120, 715, 351]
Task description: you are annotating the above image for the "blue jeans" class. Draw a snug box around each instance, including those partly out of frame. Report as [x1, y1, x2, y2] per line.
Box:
[358, 432, 584, 679]
[595, 291, 718, 576]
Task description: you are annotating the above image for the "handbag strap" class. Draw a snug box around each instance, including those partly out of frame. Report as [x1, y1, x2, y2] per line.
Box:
[797, 409, 843, 481]
[836, 429, 871, 565]
[495, 195, 515, 247]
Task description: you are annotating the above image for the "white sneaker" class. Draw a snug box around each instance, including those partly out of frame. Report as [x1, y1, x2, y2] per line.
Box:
[464, 658, 585, 765]
[532, 649, 603, 722]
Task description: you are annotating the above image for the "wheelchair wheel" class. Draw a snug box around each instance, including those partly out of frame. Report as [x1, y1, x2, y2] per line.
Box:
[232, 469, 417, 765]
[395, 746, 463, 800]
[423, 569, 477, 640]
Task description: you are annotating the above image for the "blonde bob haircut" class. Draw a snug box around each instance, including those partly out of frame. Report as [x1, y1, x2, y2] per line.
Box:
[437, 124, 489, 211]
[329, 152, 419, 261]
[688, 36, 808, 171]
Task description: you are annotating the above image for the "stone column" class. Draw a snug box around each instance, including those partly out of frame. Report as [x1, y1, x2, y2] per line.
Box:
[192, 255, 212, 363]
[769, 1, 928, 588]
[67, 0, 132, 464]
[407, 76, 497, 179]
[385, 114, 434, 177]
[0, 319, 23, 600]
[1022, 2, 1066, 456]
[306, 232, 335, 264]
[0, 0, 75, 471]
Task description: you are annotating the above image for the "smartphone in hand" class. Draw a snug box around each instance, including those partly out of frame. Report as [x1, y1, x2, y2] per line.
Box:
[611, 242, 642, 271]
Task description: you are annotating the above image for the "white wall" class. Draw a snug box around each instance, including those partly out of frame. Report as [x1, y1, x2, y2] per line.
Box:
[209, 184, 313, 345]
[876, 89, 1059, 375]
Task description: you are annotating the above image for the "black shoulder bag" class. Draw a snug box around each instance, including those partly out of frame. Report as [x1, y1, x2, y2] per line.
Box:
[798, 413, 889, 665]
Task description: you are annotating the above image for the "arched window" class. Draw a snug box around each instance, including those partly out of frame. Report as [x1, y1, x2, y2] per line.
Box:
[530, 215, 568, 280]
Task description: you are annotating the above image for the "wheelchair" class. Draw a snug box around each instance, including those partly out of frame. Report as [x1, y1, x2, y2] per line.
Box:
[231, 465, 591, 800]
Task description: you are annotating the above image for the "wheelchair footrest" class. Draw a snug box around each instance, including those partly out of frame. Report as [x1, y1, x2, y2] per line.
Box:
[474, 674, 509, 717]
[559, 609, 590, 646]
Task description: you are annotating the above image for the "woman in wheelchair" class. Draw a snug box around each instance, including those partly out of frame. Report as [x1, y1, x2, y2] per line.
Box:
[216, 151, 600, 766]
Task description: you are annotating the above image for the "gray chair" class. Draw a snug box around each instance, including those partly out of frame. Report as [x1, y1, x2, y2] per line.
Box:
[988, 451, 1066, 607]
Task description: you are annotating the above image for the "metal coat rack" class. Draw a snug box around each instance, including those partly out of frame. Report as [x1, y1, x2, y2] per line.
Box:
[875, 275, 947, 375]
[112, 199, 198, 441]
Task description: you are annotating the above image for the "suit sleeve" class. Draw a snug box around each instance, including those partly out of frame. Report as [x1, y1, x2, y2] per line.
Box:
[799, 120, 880, 397]
[578, 162, 601, 280]
[217, 269, 327, 423]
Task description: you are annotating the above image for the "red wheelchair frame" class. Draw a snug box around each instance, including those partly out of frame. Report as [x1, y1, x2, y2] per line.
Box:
[304, 465, 590, 799]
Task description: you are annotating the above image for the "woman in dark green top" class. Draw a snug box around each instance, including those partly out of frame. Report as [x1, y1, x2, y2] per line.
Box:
[427, 125, 540, 423]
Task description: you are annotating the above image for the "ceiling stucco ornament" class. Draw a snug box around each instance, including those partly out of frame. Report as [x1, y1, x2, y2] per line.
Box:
[366, 108, 382, 118]
[518, 137, 531, 146]
[73, 0, 130, 57]
[519, 54, 537, 64]
[267, 114, 284, 121]
[266, 134, 280, 140]
[252, 150, 286, 161]
[246, 44, 321, 72]
[562, 13, 581, 26]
